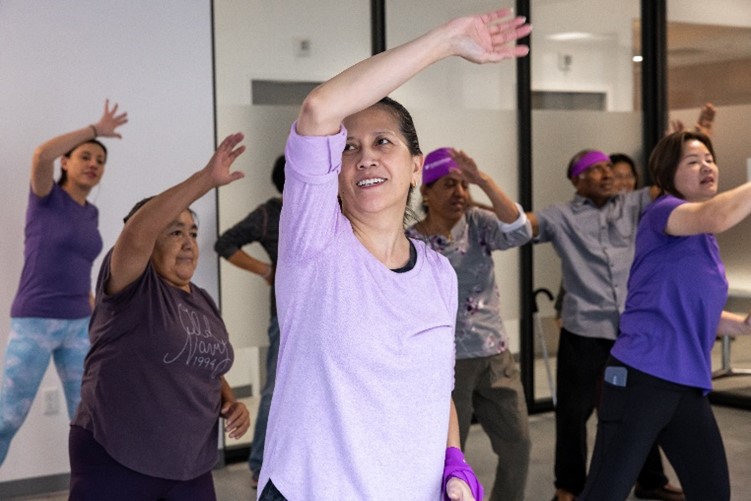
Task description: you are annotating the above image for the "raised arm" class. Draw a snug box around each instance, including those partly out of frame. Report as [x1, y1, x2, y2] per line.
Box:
[296, 9, 530, 137]
[30, 99, 127, 197]
[669, 102, 716, 137]
[666, 182, 751, 236]
[107, 133, 246, 295]
[451, 149, 520, 223]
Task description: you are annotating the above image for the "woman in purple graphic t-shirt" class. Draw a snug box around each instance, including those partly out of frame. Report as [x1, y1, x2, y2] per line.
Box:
[69, 133, 250, 501]
[0, 100, 127, 466]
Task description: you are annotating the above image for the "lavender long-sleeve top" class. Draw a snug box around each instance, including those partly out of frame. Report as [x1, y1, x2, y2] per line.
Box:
[259, 123, 458, 500]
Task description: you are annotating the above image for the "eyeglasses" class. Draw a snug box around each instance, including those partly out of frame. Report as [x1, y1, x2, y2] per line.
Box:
[612, 173, 635, 181]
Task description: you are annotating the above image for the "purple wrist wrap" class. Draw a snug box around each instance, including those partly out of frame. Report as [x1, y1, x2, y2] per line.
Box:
[442, 446, 484, 501]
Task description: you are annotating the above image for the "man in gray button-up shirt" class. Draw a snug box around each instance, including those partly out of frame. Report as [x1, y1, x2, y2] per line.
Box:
[527, 149, 675, 501]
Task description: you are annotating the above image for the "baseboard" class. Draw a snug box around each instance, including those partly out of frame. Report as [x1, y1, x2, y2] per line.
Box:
[0, 473, 69, 499]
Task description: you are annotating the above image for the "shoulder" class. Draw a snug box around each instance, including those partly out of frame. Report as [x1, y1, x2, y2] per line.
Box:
[641, 195, 683, 232]
[465, 206, 494, 225]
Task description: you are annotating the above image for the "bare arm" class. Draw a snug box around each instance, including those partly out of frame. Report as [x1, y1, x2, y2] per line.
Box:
[717, 311, 751, 337]
[447, 399, 461, 448]
[526, 212, 540, 237]
[107, 133, 246, 295]
[30, 99, 128, 197]
[296, 9, 530, 137]
[451, 149, 519, 223]
[226, 250, 273, 285]
[665, 182, 751, 236]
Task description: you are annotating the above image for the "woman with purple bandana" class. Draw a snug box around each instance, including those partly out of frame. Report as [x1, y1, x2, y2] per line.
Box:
[0, 100, 127, 466]
[408, 147, 532, 501]
[580, 131, 751, 500]
[258, 8, 531, 501]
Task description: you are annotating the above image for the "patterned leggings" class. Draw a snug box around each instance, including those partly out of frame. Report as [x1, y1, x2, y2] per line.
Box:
[0, 317, 90, 465]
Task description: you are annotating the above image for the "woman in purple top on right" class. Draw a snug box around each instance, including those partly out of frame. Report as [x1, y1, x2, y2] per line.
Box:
[580, 130, 751, 501]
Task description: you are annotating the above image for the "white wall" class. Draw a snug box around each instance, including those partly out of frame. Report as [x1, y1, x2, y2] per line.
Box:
[531, 0, 640, 112]
[213, 0, 371, 390]
[0, 0, 215, 482]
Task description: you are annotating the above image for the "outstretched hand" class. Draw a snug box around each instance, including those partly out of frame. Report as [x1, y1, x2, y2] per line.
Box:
[695, 102, 716, 136]
[93, 99, 128, 138]
[669, 102, 716, 137]
[204, 132, 246, 187]
[446, 8, 531, 64]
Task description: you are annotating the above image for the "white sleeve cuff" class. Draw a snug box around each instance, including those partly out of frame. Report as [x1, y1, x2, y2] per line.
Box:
[498, 203, 528, 232]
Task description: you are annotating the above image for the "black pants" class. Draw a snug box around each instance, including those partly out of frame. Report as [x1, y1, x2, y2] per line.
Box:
[259, 479, 288, 501]
[580, 357, 729, 501]
[554, 329, 668, 494]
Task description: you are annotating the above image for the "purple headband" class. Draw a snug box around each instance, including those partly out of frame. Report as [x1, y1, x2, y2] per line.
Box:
[569, 150, 610, 179]
[422, 147, 457, 185]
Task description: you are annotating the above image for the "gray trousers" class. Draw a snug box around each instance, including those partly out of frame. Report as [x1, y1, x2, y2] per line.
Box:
[452, 350, 531, 501]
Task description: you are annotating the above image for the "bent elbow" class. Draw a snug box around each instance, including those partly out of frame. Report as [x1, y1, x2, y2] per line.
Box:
[297, 88, 341, 136]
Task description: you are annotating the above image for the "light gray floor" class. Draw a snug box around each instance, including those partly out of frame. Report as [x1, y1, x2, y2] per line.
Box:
[12, 335, 751, 500]
[11, 403, 751, 501]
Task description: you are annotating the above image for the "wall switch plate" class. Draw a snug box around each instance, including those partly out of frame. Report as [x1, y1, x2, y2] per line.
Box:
[42, 387, 60, 415]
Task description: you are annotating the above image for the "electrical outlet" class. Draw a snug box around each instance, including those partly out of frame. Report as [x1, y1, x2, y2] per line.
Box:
[42, 387, 60, 415]
[294, 37, 311, 58]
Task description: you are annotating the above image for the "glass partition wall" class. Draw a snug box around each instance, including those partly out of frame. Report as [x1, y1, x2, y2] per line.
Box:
[667, 0, 751, 409]
[213, 2, 751, 448]
[212, 0, 372, 456]
[524, 0, 643, 411]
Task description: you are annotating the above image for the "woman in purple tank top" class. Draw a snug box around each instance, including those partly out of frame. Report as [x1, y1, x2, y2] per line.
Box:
[0, 100, 127, 466]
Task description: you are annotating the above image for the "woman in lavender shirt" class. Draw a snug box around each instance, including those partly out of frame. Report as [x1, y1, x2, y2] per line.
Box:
[581, 131, 751, 500]
[258, 9, 531, 501]
[0, 100, 127, 465]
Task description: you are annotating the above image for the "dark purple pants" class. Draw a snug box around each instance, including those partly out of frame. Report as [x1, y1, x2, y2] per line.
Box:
[68, 425, 216, 501]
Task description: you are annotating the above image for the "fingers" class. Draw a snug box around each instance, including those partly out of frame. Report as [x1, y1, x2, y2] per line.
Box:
[219, 132, 246, 157]
[487, 18, 531, 61]
[223, 402, 251, 439]
[96, 99, 128, 138]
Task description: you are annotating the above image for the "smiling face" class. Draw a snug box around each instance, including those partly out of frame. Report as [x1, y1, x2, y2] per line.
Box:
[60, 142, 106, 191]
[151, 210, 199, 291]
[673, 139, 718, 202]
[612, 161, 637, 193]
[339, 105, 421, 223]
